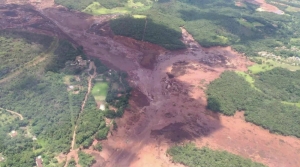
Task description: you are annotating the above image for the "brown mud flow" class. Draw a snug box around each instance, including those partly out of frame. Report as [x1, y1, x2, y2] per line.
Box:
[0, 2, 299, 167]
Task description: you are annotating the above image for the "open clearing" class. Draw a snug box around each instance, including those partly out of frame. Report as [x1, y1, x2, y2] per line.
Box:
[92, 82, 108, 97]
[0, 2, 300, 167]
[92, 82, 108, 103]
[236, 71, 256, 87]
[282, 101, 300, 108]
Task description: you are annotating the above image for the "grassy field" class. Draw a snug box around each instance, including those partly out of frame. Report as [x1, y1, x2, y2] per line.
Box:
[92, 82, 108, 101]
[281, 101, 300, 108]
[235, 71, 255, 87]
[133, 14, 147, 18]
[83, 2, 130, 15]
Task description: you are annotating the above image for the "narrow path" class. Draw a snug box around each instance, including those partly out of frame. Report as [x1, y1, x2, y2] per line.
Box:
[0, 38, 59, 84]
[64, 62, 97, 167]
[0, 107, 23, 120]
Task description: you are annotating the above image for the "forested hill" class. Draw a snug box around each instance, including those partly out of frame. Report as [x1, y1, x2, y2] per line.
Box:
[55, 0, 300, 58]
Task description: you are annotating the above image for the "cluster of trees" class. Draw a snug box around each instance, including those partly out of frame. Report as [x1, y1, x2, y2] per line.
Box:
[0, 30, 53, 79]
[255, 68, 300, 102]
[167, 143, 266, 167]
[93, 58, 109, 74]
[76, 95, 109, 148]
[78, 151, 95, 167]
[67, 158, 77, 167]
[206, 71, 264, 115]
[93, 143, 102, 151]
[206, 68, 300, 137]
[103, 70, 131, 118]
[0, 132, 38, 167]
[45, 40, 86, 73]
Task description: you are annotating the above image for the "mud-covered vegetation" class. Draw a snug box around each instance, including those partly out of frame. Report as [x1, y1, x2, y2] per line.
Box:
[167, 143, 266, 167]
[207, 68, 300, 137]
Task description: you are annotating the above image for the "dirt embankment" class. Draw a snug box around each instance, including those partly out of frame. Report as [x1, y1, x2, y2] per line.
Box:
[1, 3, 300, 167]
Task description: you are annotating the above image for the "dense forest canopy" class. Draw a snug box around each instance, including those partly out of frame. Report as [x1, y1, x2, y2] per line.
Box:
[206, 68, 300, 137]
[167, 143, 266, 167]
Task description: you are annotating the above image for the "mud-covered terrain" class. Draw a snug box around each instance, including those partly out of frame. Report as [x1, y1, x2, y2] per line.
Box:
[0, 1, 300, 167]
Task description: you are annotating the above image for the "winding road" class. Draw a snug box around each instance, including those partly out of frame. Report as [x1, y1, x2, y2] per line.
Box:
[0, 107, 23, 120]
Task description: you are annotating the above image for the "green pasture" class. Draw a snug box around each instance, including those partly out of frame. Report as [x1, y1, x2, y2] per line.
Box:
[92, 82, 108, 101]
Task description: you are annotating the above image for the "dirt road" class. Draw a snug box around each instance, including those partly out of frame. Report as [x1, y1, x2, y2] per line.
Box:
[64, 62, 97, 167]
[0, 107, 23, 120]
